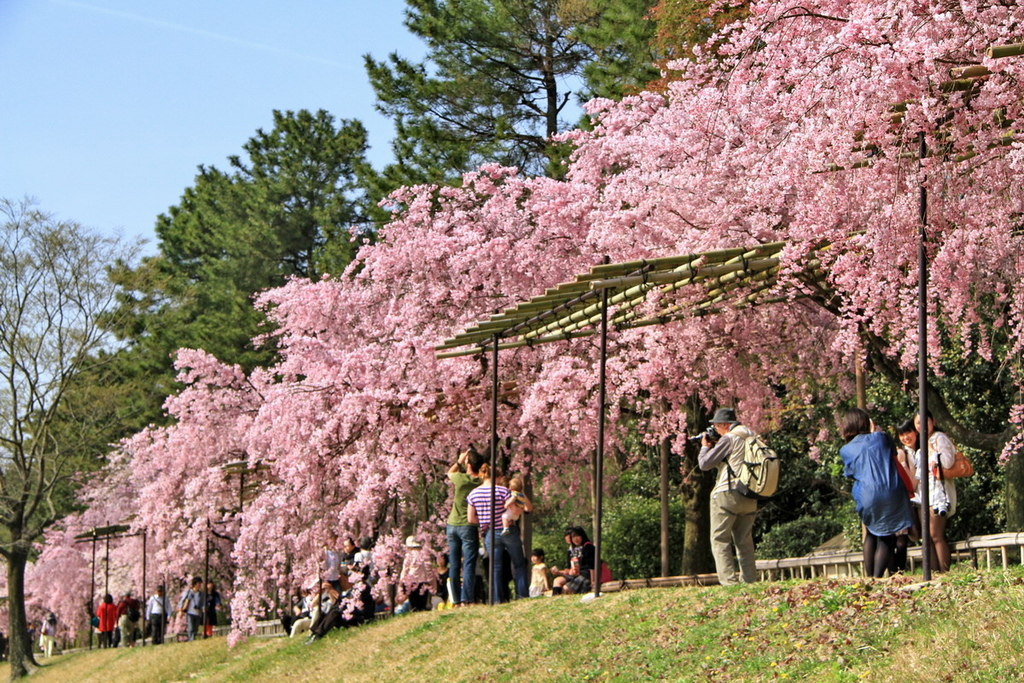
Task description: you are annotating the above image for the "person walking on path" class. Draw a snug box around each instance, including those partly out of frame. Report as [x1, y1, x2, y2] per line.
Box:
[178, 577, 205, 641]
[96, 594, 117, 648]
[146, 584, 171, 645]
[117, 591, 142, 647]
[204, 582, 222, 637]
[39, 614, 57, 658]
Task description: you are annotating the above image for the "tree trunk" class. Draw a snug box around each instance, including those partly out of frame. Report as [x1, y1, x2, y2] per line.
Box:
[6, 544, 38, 680]
[1006, 450, 1024, 531]
[679, 443, 715, 576]
[660, 435, 671, 577]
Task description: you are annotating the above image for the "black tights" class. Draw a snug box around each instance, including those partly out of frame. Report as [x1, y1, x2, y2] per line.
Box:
[863, 533, 898, 578]
[890, 534, 909, 574]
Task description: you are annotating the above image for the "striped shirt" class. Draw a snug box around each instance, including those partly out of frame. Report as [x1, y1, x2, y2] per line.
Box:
[466, 484, 511, 531]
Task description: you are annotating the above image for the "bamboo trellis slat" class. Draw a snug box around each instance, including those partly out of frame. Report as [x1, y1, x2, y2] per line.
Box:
[435, 241, 825, 359]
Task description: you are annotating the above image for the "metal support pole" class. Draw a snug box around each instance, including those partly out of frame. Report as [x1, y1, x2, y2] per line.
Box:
[104, 537, 110, 597]
[593, 276, 609, 597]
[203, 535, 211, 638]
[854, 352, 867, 410]
[141, 530, 147, 647]
[918, 130, 932, 582]
[89, 537, 96, 650]
[488, 333, 500, 605]
[660, 435, 670, 577]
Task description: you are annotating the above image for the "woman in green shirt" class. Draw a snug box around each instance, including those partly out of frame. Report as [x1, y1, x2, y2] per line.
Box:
[447, 446, 485, 606]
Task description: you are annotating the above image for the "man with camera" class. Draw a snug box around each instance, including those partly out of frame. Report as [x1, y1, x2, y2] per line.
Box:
[697, 408, 759, 586]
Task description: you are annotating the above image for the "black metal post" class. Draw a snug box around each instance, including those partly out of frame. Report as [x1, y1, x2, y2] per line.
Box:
[488, 333, 499, 606]
[104, 536, 110, 597]
[593, 273, 609, 597]
[918, 131, 932, 582]
[141, 530, 147, 646]
[203, 535, 211, 638]
[89, 536, 96, 650]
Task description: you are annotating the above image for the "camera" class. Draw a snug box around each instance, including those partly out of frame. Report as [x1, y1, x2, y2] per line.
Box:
[688, 426, 719, 446]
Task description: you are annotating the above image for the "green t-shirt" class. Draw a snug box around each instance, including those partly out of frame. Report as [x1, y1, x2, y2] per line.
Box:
[447, 472, 482, 525]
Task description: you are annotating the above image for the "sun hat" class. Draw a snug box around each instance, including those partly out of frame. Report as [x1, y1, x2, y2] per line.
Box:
[710, 408, 738, 424]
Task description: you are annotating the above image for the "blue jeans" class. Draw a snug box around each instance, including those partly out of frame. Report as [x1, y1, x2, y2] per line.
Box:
[447, 524, 479, 605]
[483, 525, 529, 603]
[187, 613, 201, 641]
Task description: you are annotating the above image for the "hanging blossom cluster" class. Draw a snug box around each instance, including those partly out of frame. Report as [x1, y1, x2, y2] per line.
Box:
[29, 0, 1024, 637]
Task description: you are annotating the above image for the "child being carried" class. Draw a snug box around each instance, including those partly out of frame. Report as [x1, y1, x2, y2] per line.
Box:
[501, 475, 532, 535]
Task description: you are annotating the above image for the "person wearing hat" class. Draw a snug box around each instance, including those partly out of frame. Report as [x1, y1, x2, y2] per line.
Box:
[398, 535, 436, 612]
[698, 407, 760, 585]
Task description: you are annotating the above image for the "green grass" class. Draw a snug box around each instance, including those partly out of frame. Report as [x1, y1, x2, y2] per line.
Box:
[7, 566, 1024, 682]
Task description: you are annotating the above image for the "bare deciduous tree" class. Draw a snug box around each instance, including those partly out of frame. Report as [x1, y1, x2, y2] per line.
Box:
[0, 199, 137, 680]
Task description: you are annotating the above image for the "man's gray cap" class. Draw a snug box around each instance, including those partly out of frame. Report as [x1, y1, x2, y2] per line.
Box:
[710, 408, 738, 424]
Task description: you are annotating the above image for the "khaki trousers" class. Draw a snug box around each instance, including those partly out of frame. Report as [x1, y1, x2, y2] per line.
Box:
[710, 489, 758, 585]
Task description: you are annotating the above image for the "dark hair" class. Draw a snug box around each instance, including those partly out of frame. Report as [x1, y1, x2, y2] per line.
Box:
[359, 536, 373, 551]
[916, 409, 935, 428]
[563, 527, 574, 538]
[896, 419, 918, 449]
[466, 446, 486, 474]
[103, 594, 113, 604]
[840, 408, 871, 442]
[569, 526, 591, 545]
[532, 548, 545, 560]
[191, 576, 203, 587]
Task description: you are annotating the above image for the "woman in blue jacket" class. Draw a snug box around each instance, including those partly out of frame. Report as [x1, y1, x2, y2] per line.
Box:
[840, 408, 914, 577]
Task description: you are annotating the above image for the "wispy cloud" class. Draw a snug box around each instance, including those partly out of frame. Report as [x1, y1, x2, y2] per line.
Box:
[53, 0, 352, 70]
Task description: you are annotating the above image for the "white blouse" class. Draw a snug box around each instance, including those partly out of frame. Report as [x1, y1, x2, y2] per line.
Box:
[912, 431, 957, 516]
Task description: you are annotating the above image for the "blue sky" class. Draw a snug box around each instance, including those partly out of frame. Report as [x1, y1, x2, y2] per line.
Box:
[1, 0, 426, 248]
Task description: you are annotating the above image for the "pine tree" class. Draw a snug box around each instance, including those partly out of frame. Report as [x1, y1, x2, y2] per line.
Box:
[103, 109, 374, 430]
[365, 0, 593, 188]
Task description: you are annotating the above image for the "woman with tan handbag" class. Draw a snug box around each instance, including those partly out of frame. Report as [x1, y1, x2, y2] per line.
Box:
[913, 410, 958, 573]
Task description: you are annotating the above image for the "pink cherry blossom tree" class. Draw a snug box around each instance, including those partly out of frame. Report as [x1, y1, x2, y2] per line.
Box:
[28, 0, 1024, 636]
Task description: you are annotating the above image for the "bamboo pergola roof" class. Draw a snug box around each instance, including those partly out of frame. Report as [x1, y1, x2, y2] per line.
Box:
[73, 524, 133, 541]
[436, 241, 823, 359]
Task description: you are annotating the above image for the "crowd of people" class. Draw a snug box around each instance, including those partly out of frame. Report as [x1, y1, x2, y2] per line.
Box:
[279, 444, 604, 636]
[442, 446, 602, 606]
[59, 407, 960, 652]
[280, 536, 378, 642]
[89, 577, 226, 648]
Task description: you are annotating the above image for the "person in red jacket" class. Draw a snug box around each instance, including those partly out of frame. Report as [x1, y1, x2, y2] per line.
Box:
[96, 594, 117, 648]
[116, 591, 142, 647]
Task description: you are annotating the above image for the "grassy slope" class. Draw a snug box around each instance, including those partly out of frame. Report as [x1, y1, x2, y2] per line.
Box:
[8, 567, 1024, 683]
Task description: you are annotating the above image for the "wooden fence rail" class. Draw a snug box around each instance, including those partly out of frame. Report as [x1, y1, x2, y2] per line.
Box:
[63, 532, 1024, 647]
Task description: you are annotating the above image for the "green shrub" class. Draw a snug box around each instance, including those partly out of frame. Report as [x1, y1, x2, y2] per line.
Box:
[601, 495, 686, 579]
[757, 508, 852, 559]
